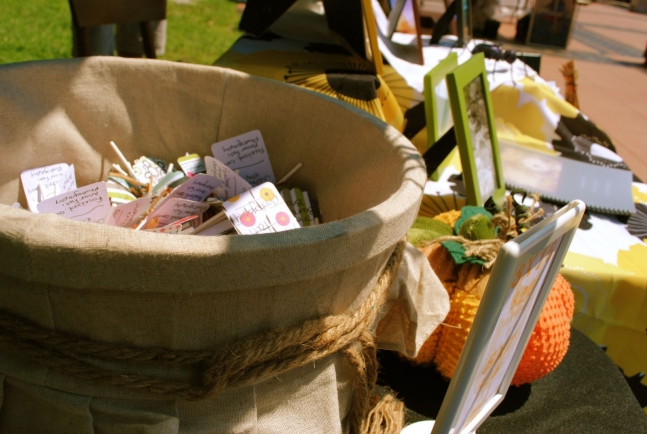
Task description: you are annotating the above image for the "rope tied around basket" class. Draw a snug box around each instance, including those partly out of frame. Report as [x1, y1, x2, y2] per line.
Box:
[0, 240, 407, 434]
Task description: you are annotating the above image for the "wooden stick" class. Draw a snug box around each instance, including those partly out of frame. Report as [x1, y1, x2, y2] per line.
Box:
[147, 176, 153, 196]
[192, 211, 227, 235]
[37, 183, 46, 203]
[166, 163, 174, 174]
[111, 164, 129, 177]
[277, 162, 303, 185]
[109, 141, 137, 178]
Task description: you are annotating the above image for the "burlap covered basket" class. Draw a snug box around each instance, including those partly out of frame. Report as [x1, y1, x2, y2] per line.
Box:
[0, 57, 448, 433]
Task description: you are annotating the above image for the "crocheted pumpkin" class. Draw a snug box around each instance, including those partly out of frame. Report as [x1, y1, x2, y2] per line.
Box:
[409, 210, 574, 385]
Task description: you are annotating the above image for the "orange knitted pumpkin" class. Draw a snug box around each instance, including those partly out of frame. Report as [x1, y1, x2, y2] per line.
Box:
[410, 211, 575, 385]
[511, 273, 574, 385]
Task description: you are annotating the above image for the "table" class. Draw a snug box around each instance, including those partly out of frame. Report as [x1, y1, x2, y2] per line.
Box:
[215, 1, 647, 414]
[378, 329, 647, 432]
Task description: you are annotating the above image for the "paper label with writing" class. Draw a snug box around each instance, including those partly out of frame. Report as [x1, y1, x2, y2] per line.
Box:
[58, 164, 77, 195]
[147, 198, 209, 227]
[36, 182, 111, 224]
[204, 156, 252, 200]
[211, 130, 276, 187]
[107, 196, 154, 228]
[21, 163, 77, 212]
[223, 182, 300, 235]
[165, 173, 222, 203]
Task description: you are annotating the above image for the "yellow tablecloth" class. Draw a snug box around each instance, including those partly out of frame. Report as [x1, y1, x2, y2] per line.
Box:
[215, 10, 647, 412]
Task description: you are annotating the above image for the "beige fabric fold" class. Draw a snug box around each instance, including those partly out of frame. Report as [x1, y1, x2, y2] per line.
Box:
[0, 57, 448, 433]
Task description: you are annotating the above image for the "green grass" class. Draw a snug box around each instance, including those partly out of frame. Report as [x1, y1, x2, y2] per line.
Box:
[0, 0, 243, 65]
[162, 0, 243, 65]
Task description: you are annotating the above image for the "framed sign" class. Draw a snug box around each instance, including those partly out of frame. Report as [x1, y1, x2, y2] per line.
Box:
[424, 52, 458, 146]
[423, 52, 459, 180]
[446, 53, 505, 207]
[429, 200, 586, 434]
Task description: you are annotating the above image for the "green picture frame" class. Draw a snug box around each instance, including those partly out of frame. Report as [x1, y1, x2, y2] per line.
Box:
[424, 52, 458, 146]
[424, 52, 459, 181]
[446, 53, 506, 207]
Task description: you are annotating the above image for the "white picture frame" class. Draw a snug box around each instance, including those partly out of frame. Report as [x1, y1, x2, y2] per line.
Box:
[426, 200, 586, 434]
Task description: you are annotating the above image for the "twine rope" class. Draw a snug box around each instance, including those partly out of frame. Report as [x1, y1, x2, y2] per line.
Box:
[0, 240, 407, 434]
[420, 193, 543, 269]
[423, 235, 504, 268]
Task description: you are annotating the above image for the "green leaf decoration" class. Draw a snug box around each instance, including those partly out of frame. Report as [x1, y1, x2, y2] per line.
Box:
[454, 206, 493, 235]
[440, 240, 486, 265]
[411, 216, 454, 235]
[407, 228, 444, 247]
[407, 217, 454, 248]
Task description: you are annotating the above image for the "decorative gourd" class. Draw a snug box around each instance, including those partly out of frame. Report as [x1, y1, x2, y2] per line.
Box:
[408, 206, 574, 385]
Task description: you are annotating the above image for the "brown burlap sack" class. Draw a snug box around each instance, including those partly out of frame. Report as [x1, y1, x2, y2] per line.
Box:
[0, 57, 449, 433]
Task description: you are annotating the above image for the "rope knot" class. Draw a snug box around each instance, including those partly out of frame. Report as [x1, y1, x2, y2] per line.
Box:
[0, 239, 408, 434]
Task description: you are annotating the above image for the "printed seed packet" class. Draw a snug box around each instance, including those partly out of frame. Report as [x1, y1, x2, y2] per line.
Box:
[222, 182, 300, 235]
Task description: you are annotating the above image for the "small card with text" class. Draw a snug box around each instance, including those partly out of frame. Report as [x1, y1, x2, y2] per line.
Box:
[21, 163, 77, 212]
[211, 130, 276, 187]
[222, 182, 300, 235]
[36, 181, 110, 224]
[204, 156, 252, 200]
[107, 196, 154, 228]
[164, 173, 222, 203]
[146, 198, 209, 228]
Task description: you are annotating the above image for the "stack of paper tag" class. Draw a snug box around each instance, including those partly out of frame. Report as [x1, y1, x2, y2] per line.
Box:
[17, 130, 320, 237]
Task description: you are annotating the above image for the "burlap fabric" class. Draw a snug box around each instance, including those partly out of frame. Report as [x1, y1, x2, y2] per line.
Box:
[0, 57, 449, 433]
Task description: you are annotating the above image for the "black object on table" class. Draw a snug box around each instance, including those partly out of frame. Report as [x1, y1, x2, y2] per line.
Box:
[378, 328, 647, 433]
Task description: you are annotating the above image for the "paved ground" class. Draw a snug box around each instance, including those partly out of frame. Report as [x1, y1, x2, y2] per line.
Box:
[497, 1, 647, 181]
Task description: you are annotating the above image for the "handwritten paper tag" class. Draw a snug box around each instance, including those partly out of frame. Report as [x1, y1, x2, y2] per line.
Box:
[211, 130, 276, 187]
[37, 182, 111, 224]
[223, 182, 300, 235]
[204, 156, 252, 200]
[147, 198, 209, 227]
[20, 163, 77, 212]
[165, 173, 222, 203]
[107, 196, 154, 228]
[58, 164, 77, 194]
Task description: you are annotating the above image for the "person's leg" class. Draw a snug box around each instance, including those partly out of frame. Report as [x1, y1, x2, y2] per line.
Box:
[115, 22, 142, 57]
[152, 20, 167, 56]
[115, 20, 167, 57]
[72, 25, 115, 56]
